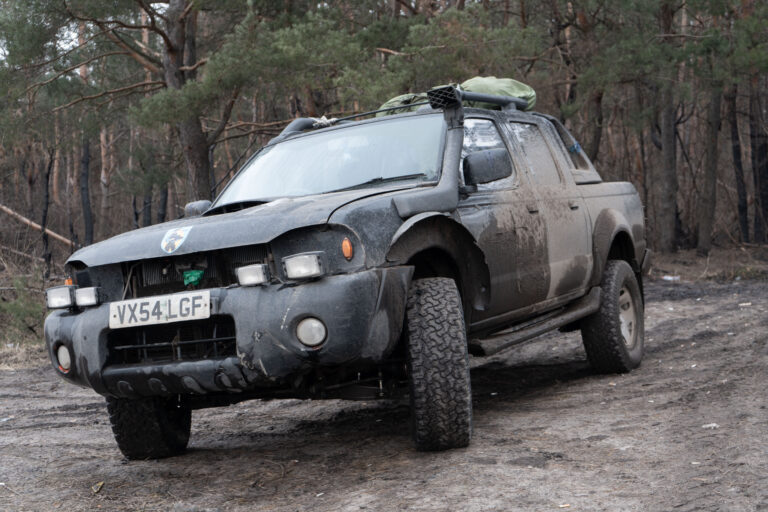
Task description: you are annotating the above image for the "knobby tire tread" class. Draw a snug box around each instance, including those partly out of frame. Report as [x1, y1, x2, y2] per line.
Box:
[406, 277, 472, 451]
[581, 259, 644, 374]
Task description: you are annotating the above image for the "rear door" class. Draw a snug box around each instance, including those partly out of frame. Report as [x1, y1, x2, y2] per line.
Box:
[457, 116, 548, 323]
[504, 118, 592, 301]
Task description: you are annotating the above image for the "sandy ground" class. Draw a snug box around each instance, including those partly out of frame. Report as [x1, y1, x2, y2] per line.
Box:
[1, 277, 767, 511]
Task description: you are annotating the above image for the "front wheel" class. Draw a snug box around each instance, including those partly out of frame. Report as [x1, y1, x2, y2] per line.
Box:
[405, 277, 472, 451]
[106, 396, 191, 460]
[581, 259, 645, 373]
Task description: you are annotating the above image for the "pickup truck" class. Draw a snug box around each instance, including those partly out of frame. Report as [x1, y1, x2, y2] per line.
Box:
[44, 86, 650, 459]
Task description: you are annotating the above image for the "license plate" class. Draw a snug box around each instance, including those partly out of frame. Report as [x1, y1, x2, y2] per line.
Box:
[109, 290, 211, 329]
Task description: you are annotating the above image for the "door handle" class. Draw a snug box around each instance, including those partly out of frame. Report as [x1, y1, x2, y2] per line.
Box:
[526, 204, 539, 214]
[568, 201, 580, 210]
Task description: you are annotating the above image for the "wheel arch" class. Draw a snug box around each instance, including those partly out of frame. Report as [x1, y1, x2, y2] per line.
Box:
[591, 209, 640, 288]
[386, 213, 491, 322]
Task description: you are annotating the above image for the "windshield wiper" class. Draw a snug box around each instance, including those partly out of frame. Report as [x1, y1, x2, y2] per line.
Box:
[329, 173, 429, 193]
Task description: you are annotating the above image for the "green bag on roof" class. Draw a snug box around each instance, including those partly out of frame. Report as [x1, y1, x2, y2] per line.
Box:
[460, 76, 536, 111]
[375, 92, 429, 117]
[376, 76, 536, 116]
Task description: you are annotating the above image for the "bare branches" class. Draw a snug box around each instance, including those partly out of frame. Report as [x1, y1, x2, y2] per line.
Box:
[52, 80, 166, 112]
[63, 0, 174, 50]
[101, 29, 162, 75]
[179, 58, 208, 72]
[25, 51, 130, 94]
[207, 88, 241, 146]
[19, 26, 116, 71]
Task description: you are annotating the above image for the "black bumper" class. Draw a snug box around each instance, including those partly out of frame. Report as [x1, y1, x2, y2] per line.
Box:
[44, 266, 413, 398]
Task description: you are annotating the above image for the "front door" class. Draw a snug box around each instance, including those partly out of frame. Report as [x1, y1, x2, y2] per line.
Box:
[457, 117, 549, 326]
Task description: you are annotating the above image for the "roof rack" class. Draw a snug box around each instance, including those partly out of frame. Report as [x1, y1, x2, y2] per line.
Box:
[427, 85, 528, 111]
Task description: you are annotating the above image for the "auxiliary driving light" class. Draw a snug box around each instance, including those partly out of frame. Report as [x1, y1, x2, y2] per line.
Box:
[74, 287, 100, 307]
[283, 252, 324, 280]
[45, 285, 76, 309]
[296, 317, 327, 347]
[236, 263, 269, 286]
[56, 345, 71, 373]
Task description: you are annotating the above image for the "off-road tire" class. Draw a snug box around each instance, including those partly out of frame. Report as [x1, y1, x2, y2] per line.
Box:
[106, 396, 191, 460]
[581, 259, 644, 373]
[405, 277, 472, 451]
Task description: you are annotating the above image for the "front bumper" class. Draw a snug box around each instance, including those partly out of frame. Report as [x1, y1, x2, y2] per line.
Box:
[44, 266, 412, 398]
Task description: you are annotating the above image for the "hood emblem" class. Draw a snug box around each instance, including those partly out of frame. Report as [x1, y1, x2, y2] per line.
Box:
[161, 226, 193, 254]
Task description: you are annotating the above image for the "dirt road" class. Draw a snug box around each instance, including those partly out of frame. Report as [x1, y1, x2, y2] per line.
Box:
[1, 278, 766, 511]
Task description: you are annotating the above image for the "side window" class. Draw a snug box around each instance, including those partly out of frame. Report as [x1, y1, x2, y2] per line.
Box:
[462, 118, 517, 190]
[546, 119, 591, 170]
[507, 122, 562, 186]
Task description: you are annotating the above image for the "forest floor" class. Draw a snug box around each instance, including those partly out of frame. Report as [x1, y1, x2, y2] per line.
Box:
[0, 249, 767, 511]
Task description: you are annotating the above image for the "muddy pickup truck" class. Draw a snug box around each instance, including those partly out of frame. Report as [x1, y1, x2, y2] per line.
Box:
[44, 86, 649, 459]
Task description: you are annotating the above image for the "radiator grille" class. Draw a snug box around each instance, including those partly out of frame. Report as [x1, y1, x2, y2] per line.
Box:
[126, 245, 269, 297]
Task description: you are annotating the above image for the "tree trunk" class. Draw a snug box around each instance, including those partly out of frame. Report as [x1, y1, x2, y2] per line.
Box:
[157, 184, 168, 224]
[655, 0, 678, 253]
[52, 113, 61, 205]
[142, 189, 152, 227]
[132, 196, 140, 229]
[725, 87, 749, 243]
[696, 87, 722, 256]
[80, 138, 94, 246]
[41, 149, 55, 278]
[749, 77, 768, 243]
[585, 90, 604, 162]
[98, 126, 111, 241]
[163, 0, 211, 202]
[656, 87, 678, 253]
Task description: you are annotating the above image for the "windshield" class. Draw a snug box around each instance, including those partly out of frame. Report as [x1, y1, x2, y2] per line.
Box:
[213, 114, 445, 206]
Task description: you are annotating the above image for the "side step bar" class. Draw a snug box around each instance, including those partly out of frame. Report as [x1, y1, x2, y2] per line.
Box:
[469, 288, 601, 357]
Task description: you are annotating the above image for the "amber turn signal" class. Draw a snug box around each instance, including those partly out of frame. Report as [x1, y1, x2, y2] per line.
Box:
[64, 277, 73, 285]
[341, 237, 354, 260]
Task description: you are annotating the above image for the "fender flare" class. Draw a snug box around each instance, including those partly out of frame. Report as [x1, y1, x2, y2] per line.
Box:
[590, 208, 636, 287]
[386, 212, 491, 314]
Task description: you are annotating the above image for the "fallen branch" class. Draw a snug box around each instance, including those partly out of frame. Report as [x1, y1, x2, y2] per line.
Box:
[0, 204, 75, 248]
[0, 244, 46, 263]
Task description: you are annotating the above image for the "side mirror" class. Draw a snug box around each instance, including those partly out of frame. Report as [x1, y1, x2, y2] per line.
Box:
[184, 200, 212, 217]
[463, 148, 513, 185]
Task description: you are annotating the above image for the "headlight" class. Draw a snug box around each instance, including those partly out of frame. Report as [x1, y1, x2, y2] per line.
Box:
[283, 252, 325, 279]
[74, 287, 100, 307]
[236, 264, 269, 286]
[45, 286, 76, 309]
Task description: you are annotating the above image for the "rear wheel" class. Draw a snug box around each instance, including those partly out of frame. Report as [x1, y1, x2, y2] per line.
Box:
[106, 396, 191, 460]
[581, 259, 644, 373]
[405, 277, 472, 451]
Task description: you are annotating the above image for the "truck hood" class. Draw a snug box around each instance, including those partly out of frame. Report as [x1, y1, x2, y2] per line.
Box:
[69, 188, 402, 267]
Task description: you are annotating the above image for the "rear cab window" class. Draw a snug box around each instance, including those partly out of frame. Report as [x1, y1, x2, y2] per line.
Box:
[505, 121, 563, 187]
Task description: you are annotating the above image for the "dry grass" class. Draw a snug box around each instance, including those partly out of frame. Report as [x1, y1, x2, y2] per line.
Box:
[0, 257, 49, 369]
[650, 246, 768, 282]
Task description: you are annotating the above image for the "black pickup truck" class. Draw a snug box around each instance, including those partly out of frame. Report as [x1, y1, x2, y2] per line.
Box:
[44, 86, 649, 459]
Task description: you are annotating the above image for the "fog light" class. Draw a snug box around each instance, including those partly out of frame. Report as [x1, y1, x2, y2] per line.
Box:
[46, 286, 75, 309]
[296, 317, 326, 347]
[75, 287, 100, 307]
[283, 252, 324, 279]
[56, 345, 71, 373]
[236, 264, 269, 286]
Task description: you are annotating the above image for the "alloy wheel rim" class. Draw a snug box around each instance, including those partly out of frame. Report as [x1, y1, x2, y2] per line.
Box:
[618, 285, 636, 348]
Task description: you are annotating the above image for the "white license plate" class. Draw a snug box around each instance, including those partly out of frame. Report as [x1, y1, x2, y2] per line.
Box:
[109, 290, 211, 329]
